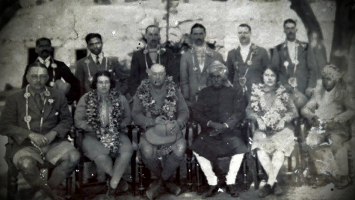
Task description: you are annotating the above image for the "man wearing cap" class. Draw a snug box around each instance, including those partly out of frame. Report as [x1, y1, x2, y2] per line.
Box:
[302, 64, 355, 188]
[128, 25, 176, 96]
[132, 63, 189, 199]
[180, 23, 225, 106]
[21, 37, 80, 104]
[1, 62, 80, 200]
[271, 19, 317, 97]
[226, 23, 270, 95]
[191, 61, 248, 198]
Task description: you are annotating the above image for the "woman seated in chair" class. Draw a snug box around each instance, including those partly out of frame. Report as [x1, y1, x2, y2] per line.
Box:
[246, 65, 298, 198]
[74, 71, 133, 197]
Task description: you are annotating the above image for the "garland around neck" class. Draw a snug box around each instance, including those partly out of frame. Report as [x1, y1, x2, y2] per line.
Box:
[85, 89, 124, 153]
[136, 76, 177, 120]
[143, 45, 166, 70]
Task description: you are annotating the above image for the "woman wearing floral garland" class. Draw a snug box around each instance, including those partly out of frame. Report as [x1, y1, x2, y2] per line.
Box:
[246, 65, 298, 198]
[74, 71, 133, 197]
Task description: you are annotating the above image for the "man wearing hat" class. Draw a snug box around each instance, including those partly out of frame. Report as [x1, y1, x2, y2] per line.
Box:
[191, 61, 248, 198]
[132, 64, 189, 199]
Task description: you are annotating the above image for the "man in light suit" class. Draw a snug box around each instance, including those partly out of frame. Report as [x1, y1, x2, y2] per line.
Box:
[128, 25, 176, 96]
[226, 23, 270, 95]
[1, 62, 80, 200]
[180, 23, 225, 106]
[21, 37, 80, 104]
[75, 33, 127, 99]
[271, 19, 317, 96]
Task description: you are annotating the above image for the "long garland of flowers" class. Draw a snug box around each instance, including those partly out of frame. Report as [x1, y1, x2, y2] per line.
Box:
[136, 76, 177, 120]
[250, 83, 290, 131]
[85, 89, 124, 153]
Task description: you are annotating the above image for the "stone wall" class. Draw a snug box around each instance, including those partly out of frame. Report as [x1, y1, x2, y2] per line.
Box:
[0, 0, 336, 90]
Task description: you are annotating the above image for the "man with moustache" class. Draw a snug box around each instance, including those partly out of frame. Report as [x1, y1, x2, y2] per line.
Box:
[226, 23, 270, 96]
[132, 64, 189, 200]
[271, 19, 317, 97]
[75, 33, 127, 99]
[128, 25, 176, 96]
[1, 62, 80, 200]
[21, 37, 80, 104]
[180, 23, 225, 106]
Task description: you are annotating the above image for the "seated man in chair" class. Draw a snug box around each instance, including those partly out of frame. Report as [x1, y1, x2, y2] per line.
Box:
[132, 64, 189, 200]
[190, 61, 248, 198]
[0, 62, 80, 200]
[301, 64, 355, 188]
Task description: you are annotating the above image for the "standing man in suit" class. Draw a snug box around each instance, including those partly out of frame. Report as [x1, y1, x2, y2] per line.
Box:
[75, 33, 126, 99]
[21, 37, 80, 104]
[1, 62, 80, 200]
[128, 25, 176, 96]
[180, 23, 225, 106]
[226, 23, 270, 95]
[271, 19, 317, 96]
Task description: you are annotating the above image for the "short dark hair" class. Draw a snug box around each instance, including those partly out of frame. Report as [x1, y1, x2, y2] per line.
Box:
[283, 19, 296, 27]
[36, 37, 51, 46]
[85, 33, 102, 44]
[91, 71, 115, 90]
[190, 23, 206, 34]
[238, 23, 252, 32]
[26, 62, 48, 74]
[145, 25, 160, 34]
[261, 65, 280, 84]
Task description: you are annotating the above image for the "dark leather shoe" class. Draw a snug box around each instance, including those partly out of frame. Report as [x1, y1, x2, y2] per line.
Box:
[258, 184, 272, 198]
[226, 184, 239, 197]
[272, 183, 283, 196]
[201, 185, 218, 199]
[146, 179, 163, 200]
[165, 182, 181, 196]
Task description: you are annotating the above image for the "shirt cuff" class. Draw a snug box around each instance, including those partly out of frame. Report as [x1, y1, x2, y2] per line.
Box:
[207, 120, 212, 127]
[223, 123, 229, 129]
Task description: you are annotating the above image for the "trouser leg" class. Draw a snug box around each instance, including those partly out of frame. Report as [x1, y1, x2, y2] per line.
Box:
[225, 153, 244, 185]
[193, 152, 218, 186]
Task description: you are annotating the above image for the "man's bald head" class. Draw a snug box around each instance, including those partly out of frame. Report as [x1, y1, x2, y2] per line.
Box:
[148, 64, 166, 87]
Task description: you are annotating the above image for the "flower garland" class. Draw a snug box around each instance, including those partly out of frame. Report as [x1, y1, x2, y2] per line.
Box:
[136, 76, 177, 120]
[85, 89, 124, 153]
[250, 83, 290, 130]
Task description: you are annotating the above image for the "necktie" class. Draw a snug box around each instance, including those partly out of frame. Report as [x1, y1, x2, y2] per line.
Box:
[34, 93, 43, 111]
[96, 55, 100, 65]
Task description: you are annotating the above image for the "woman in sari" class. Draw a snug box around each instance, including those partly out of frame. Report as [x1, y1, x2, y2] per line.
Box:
[246, 65, 298, 198]
[74, 71, 133, 197]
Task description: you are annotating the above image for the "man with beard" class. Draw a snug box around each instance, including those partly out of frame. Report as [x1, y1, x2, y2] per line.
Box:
[180, 23, 225, 106]
[301, 64, 355, 189]
[191, 61, 247, 198]
[132, 64, 189, 200]
[128, 25, 176, 96]
[21, 37, 80, 104]
[226, 23, 270, 96]
[271, 19, 317, 97]
[75, 33, 127, 99]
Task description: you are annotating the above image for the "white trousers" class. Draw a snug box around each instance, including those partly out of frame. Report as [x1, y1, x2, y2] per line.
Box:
[193, 152, 244, 185]
[257, 149, 285, 186]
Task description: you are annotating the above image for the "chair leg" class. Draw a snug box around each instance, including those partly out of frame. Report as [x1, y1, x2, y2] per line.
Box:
[175, 167, 181, 185]
[6, 162, 18, 200]
[348, 150, 354, 185]
[242, 156, 248, 191]
[138, 160, 145, 197]
[78, 156, 84, 200]
[186, 153, 193, 191]
[131, 150, 137, 196]
[195, 158, 202, 193]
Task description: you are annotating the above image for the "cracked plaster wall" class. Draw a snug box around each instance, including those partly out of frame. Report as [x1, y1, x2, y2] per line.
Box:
[0, 0, 336, 90]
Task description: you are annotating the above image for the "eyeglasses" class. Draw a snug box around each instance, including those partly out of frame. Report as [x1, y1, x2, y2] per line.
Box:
[97, 81, 110, 85]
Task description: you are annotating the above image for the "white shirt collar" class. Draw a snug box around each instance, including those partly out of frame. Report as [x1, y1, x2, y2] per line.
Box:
[240, 42, 251, 50]
[37, 56, 51, 67]
[90, 52, 104, 64]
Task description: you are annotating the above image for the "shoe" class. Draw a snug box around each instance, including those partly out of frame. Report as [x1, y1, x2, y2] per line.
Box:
[272, 183, 283, 196]
[146, 179, 163, 200]
[165, 182, 181, 196]
[115, 179, 129, 193]
[201, 185, 218, 199]
[226, 184, 239, 197]
[258, 184, 272, 198]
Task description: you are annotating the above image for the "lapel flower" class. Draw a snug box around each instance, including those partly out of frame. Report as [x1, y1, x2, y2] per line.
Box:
[44, 90, 50, 97]
[51, 63, 57, 69]
[48, 99, 54, 105]
[251, 44, 258, 55]
[24, 92, 30, 99]
[158, 47, 166, 55]
[85, 59, 90, 65]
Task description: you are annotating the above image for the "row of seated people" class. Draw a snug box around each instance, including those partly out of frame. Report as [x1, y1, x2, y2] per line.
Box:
[1, 57, 353, 199]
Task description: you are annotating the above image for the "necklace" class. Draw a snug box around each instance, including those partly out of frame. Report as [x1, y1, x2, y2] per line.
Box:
[144, 45, 162, 70]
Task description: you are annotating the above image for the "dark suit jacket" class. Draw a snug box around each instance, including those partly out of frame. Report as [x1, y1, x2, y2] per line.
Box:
[192, 85, 247, 135]
[0, 88, 72, 158]
[226, 43, 270, 93]
[75, 55, 126, 99]
[22, 59, 80, 103]
[271, 40, 317, 93]
[128, 48, 176, 96]
[180, 47, 225, 103]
